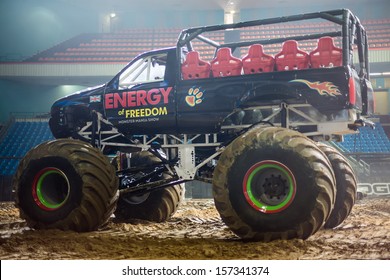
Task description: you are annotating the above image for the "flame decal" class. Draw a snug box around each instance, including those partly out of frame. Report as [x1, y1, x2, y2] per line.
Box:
[291, 79, 342, 97]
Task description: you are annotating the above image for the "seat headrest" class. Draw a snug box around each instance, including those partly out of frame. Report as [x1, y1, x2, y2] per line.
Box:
[317, 37, 336, 50]
[248, 44, 264, 57]
[282, 40, 299, 54]
[216, 48, 232, 61]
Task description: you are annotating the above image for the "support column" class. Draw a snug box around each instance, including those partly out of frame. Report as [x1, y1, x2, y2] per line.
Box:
[224, 1, 240, 24]
[223, 1, 241, 56]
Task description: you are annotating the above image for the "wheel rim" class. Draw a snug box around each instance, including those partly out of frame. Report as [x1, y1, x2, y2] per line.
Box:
[122, 193, 150, 205]
[32, 167, 71, 211]
[242, 160, 296, 213]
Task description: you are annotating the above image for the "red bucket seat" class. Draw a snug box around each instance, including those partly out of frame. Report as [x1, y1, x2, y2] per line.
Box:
[310, 36, 342, 68]
[181, 51, 211, 80]
[211, 47, 242, 77]
[242, 44, 275, 74]
[275, 40, 309, 71]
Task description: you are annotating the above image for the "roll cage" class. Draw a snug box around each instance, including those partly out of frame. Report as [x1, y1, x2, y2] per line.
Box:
[176, 9, 370, 79]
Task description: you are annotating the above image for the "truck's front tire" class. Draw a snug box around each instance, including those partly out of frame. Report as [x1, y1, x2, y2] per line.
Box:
[14, 139, 118, 232]
[213, 127, 336, 241]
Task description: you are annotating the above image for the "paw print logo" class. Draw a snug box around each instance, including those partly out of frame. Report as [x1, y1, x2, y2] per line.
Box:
[185, 87, 204, 107]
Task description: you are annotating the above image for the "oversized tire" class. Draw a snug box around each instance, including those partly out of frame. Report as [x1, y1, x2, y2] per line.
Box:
[14, 139, 119, 232]
[115, 185, 183, 222]
[316, 142, 357, 228]
[114, 151, 183, 222]
[212, 126, 336, 241]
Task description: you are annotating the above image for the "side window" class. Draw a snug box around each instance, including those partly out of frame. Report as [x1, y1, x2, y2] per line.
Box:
[118, 53, 167, 89]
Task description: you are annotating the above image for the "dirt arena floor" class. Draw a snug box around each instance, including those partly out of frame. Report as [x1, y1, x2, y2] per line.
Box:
[0, 196, 389, 260]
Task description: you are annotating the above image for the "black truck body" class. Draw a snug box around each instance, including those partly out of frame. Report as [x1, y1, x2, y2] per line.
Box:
[50, 9, 373, 139]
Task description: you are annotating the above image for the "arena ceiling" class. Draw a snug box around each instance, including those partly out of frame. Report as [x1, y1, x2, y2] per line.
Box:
[55, 0, 387, 12]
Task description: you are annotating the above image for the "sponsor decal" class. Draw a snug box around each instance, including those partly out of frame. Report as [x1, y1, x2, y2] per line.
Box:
[290, 79, 341, 97]
[89, 95, 101, 103]
[357, 183, 390, 196]
[105, 87, 172, 122]
[185, 87, 204, 107]
[105, 87, 171, 109]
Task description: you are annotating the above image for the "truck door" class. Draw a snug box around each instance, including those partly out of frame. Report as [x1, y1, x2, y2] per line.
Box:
[104, 49, 177, 135]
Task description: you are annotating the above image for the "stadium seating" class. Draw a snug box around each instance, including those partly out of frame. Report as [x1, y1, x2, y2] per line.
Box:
[337, 123, 390, 153]
[22, 18, 389, 64]
[0, 121, 54, 176]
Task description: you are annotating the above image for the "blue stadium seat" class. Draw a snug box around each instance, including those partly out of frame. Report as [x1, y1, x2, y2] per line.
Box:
[0, 121, 54, 176]
[336, 122, 390, 153]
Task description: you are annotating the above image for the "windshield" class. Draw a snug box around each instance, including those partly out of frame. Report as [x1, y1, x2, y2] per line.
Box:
[118, 53, 167, 89]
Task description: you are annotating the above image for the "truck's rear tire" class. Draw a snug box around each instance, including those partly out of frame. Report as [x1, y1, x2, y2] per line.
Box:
[316, 143, 357, 228]
[115, 185, 183, 222]
[113, 151, 183, 222]
[212, 126, 336, 241]
[14, 139, 118, 232]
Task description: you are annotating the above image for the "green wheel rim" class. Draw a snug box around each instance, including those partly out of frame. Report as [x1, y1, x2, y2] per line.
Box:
[32, 167, 70, 211]
[243, 160, 296, 213]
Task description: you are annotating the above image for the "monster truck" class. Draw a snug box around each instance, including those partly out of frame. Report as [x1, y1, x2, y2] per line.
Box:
[14, 9, 374, 241]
